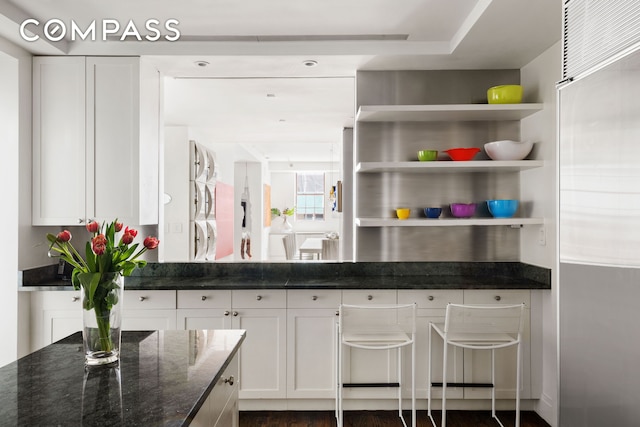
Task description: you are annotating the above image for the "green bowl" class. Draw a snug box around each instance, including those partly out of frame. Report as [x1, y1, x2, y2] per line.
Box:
[417, 150, 438, 161]
[487, 85, 523, 104]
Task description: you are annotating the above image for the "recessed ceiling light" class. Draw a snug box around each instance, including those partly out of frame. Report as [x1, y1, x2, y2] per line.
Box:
[303, 60, 318, 67]
[266, 93, 276, 98]
[194, 60, 210, 67]
[279, 119, 286, 122]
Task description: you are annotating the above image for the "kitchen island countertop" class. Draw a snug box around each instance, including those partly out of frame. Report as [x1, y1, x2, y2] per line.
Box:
[0, 329, 245, 426]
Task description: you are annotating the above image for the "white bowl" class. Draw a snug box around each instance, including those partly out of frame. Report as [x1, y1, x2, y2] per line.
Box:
[484, 140, 534, 161]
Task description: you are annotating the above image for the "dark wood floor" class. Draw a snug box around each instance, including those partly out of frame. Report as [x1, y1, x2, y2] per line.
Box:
[240, 410, 551, 427]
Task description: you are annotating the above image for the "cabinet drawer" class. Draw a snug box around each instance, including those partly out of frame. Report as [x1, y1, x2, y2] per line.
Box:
[463, 289, 530, 307]
[33, 290, 83, 310]
[341, 289, 396, 305]
[287, 289, 341, 308]
[177, 290, 231, 309]
[397, 289, 463, 309]
[231, 289, 286, 308]
[124, 290, 176, 310]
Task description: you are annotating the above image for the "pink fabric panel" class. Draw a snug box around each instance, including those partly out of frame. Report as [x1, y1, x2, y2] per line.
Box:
[215, 182, 234, 259]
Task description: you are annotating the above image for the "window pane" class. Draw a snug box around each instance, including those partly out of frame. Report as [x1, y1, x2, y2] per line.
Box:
[295, 172, 325, 221]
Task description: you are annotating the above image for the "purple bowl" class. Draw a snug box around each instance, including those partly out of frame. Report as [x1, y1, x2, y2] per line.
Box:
[450, 203, 476, 218]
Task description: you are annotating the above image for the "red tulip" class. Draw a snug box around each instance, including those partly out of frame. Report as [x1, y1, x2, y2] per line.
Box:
[92, 234, 106, 245]
[86, 221, 99, 233]
[93, 242, 106, 255]
[114, 222, 123, 232]
[57, 230, 72, 242]
[143, 236, 159, 250]
[120, 232, 134, 245]
[124, 226, 138, 238]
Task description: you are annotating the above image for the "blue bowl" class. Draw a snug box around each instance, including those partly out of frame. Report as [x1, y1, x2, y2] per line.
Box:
[487, 199, 519, 218]
[424, 207, 442, 218]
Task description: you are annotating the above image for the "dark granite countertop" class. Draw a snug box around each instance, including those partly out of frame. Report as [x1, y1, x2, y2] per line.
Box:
[19, 261, 551, 291]
[0, 329, 245, 426]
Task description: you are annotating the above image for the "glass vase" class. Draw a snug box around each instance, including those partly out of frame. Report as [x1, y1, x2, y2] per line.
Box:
[80, 272, 123, 366]
[282, 215, 293, 231]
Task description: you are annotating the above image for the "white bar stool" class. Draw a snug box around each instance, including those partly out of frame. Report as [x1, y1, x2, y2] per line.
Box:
[427, 303, 525, 427]
[336, 303, 416, 427]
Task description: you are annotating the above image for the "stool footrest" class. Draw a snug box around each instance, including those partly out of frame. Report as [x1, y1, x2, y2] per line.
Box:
[431, 382, 493, 388]
[343, 382, 400, 388]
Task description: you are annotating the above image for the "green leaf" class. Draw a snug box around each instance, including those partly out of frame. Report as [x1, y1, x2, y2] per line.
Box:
[77, 272, 101, 310]
[85, 242, 96, 271]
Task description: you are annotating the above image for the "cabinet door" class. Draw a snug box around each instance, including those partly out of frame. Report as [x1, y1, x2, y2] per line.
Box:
[86, 57, 140, 224]
[31, 291, 83, 350]
[231, 308, 286, 399]
[32, 56, 86, 225]
[462, 290, 531, 399]
[287, 308, 337, 398]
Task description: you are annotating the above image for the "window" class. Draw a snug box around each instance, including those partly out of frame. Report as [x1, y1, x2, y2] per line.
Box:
[295, 172, 325, 220]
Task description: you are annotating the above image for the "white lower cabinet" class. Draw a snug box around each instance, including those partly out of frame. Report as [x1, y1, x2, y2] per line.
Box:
[29, 287, 534, 408]
[340, 290, 399, 400]
[192, 352, 239, 427]
[30, 290, 83, 351]
[122, 290, 177, 331]
[231, 290, 287, 399]
[462, 290, 531, 400]
[398, 290, 465, 400]
[176, 290, 232, 330]
[286, 289, 341, 399]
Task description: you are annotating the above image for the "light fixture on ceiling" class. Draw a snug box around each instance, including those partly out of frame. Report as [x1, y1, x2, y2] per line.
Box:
[194, 60, 210, 67]
[302, 59, 318, 67]
[266, 93, 276, 98]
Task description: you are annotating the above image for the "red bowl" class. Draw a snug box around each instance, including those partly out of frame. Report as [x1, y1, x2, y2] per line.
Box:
[443, 147, 481, 161]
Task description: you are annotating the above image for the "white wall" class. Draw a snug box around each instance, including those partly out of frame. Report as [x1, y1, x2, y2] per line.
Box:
[521, 40, 561, 427]
[162, 126, 191, 261]
[0, 37, 41, 365]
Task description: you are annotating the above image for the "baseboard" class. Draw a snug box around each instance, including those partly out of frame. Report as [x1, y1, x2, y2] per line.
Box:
[535, 393, 557, 427]
[239, 398, 538, 412]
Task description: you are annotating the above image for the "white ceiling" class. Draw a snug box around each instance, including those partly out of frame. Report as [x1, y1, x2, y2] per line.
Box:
[0, 0, 562, 162]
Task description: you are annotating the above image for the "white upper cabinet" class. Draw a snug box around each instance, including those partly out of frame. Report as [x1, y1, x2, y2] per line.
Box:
[32, 56, 160, 226]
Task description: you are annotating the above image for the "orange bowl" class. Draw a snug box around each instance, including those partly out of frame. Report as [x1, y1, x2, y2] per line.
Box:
[443, 147, 480, 161]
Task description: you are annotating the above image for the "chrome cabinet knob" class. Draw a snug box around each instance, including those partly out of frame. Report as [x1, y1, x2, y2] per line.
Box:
[367, 295, 373, 301]
[335, 310, 340, 316]
[224, 310, 230, 316]
[72, 296, 79, 302]
[256, 295, 262, 301]
[494, 295, 501, 301]
[77, 218, 84, 224]
[139, 296, 146, 302]
[201, 296, 207, 301]
[224, 375, 235, 386]
[312, 295, 318, 301]
[232, 311, 239, 317]
[428, 295, 434, 301]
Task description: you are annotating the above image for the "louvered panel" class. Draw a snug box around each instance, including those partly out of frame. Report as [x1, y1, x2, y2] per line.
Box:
[563, 0, 640, 79]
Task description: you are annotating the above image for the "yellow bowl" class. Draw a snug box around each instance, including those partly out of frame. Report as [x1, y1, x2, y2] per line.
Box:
[487, 85, 523, 104]
[396, 208, 411, 220]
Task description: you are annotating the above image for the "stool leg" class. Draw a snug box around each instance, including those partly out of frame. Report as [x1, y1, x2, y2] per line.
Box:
[411, 337, 416, 427]
[397, 347, 402, 422]
[491, 348, 496, 419]
[427, 325, 433, 423]
[441, 338, 448, 427]
[516, 341, 522, 427]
